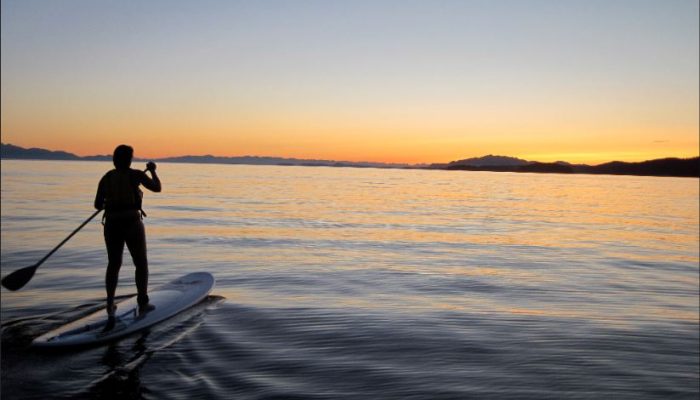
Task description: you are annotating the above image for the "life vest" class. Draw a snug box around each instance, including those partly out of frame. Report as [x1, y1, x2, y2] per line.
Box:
[103, 169, 145, 217]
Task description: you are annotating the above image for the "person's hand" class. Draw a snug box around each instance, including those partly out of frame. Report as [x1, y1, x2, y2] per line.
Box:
[146, 161, 157, 172]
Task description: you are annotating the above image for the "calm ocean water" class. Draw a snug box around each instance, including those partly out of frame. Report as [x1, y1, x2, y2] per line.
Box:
[1, 159, 698, 399]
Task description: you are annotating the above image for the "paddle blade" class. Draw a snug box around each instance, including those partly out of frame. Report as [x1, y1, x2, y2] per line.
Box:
[1, 265, 37, 291]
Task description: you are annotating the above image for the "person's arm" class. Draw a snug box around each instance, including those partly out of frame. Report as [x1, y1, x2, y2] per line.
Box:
[94, 175, 106, 210]
[141, 162, 162, 192]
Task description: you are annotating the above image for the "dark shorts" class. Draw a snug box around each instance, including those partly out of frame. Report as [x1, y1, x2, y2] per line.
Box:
[104, 213, 147, 269]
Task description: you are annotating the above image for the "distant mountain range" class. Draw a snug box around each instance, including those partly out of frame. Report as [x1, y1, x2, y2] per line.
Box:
[0, 143, 84, 160]
[1, 143, 698, 178]
[156, 154, 414, 169]
[442, 156, 699, 177]
[0, 143, 413, 169]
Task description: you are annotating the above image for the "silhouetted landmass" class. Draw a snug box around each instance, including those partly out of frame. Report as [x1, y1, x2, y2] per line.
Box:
[447, 165, 518, 172]
[447, 161, 574, 174]
[447, 155, 530, 168]
[574, 157, 699, 178]
[157, 154, 411, 168]
[445, 155, 698, 177]
[519, 162, 574, 174]
[1, 143, 697, 178]
[0, 143, 79, 160]
[81, 154, 113, 161]
[0, 144, 408, 168]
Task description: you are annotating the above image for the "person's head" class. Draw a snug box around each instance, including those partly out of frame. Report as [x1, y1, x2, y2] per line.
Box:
[113, 145, 134, 170]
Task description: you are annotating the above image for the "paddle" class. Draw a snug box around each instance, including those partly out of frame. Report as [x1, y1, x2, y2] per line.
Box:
[1, 209, 103, 291]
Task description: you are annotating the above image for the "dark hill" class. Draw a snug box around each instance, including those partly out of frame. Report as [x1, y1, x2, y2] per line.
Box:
[1, 143, 79, 160]
[448, 155, 529, 168]
[577, 157, 699, 178]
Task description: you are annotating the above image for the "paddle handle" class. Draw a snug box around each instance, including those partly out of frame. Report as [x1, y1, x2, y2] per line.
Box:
[34, 209, 103, 269]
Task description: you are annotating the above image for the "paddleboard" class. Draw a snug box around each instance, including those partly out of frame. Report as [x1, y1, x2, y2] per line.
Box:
[32, 272, 215, 348]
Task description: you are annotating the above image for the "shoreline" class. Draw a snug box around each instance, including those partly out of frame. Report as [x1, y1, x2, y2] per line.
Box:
[2, 156, 698, 179]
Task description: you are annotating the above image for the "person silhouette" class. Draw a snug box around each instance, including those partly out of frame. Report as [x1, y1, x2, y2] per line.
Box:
[94, 145, 161, 330]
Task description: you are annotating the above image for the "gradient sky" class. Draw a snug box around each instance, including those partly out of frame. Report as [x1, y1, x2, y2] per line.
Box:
[1, 0, 698, 164]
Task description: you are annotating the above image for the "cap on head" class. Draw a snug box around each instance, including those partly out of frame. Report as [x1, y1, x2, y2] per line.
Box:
[113, 145, 134, 169]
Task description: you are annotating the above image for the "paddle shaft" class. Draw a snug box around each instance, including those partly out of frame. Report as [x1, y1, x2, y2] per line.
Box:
[33, 208, 102, 269]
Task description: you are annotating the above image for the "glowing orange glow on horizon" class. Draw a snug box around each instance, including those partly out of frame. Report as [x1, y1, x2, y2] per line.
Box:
[3, 130, 698, 166]
[3, 111, 697, 165]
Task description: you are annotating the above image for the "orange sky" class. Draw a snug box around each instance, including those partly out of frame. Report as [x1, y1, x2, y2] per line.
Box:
[3, 91, 697, 164]
[2, 1, 698, 165]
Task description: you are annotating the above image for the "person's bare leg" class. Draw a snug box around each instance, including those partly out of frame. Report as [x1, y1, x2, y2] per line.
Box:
[126, 219, 151, 312]
[104, 222, 124, 331]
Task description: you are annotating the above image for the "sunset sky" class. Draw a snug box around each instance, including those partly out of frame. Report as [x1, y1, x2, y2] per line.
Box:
[1, 0, 698, 164]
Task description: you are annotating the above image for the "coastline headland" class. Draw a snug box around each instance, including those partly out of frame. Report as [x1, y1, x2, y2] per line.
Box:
[1, 143, 698, 178]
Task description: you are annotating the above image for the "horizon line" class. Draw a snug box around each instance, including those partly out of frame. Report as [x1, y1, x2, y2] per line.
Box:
[1, 142, 698, 167]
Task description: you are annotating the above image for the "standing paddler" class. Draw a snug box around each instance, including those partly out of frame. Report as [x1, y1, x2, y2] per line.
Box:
[94, 145, 161, 329]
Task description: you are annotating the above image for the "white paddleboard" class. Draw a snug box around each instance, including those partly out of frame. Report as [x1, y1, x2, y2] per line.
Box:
[32, 272, 215, 348]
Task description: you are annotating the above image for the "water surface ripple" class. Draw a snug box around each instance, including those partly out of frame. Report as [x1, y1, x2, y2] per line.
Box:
[1, 160, 698, 399]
